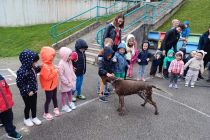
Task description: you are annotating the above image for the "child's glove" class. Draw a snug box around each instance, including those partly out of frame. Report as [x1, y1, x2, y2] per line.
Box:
[112, 58, 117, 62]
[28, 91, 34, 96]
[146, 58, 150, 62]
[138, 59, 141, 62]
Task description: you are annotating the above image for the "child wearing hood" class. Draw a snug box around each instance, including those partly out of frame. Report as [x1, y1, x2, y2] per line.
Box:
[168, 51, 184, 88]
[16, 49, 42, 126]
[184, 50, 205, 87]
[125, 34, 138, 78]
[163, 49, 175, 79]
[137, 41, 152, 81]
[58, 47, 78, 113]
[72, 39, 88, 101]
[113, 42, 128, 79]
[40, 47, 60, 121]
[98, 47, 115, 102]
[181, 21, 190, 46]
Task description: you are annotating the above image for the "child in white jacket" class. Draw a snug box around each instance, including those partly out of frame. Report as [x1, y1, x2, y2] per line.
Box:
[58, 47, 78, 112]
[184, 50, 206, 88]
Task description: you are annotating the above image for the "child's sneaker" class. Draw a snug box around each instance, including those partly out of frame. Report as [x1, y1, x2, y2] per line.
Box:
[99, 96, 108, 103]
[72, 96, 77, 102]
[142, 78, 146, 82]
[0, 123, 3, 127]
[191, 84, 195, 88]
[7, 132, 22, 140]
[24, 118, 34, 127]
[77, 95, 86, 100]
[69, 102, 76, 110]
[169, 83, 173, 88]
[53, 108, 61, 117]
[31, 117, 42, 125]
[62, 105, 72, 113]
[43, 113, 53, 121]
[173, 84, 178, 89]
[185, 83, 188, 87]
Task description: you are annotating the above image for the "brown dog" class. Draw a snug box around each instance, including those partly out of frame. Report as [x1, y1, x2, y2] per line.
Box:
[102, 76, 160, 116]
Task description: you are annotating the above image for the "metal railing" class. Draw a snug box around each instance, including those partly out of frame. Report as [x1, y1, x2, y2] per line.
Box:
[96, 0, 178, 48]
[50, 0, 140, 43]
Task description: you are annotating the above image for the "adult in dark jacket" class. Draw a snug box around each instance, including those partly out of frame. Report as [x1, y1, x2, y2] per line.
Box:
[103, 14, 125, 52]
[16, 49, 41, 127]
[161, 23, 185, 55]
[73, 39, 88, 100]
[198, 26, 210, 67]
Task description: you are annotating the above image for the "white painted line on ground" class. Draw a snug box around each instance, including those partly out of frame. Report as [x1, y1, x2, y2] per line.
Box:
[0, 97, 99, 139]
[0, 69, 9, 70]
[2, 75, 12, 77]
[154, 92, 210, 118]
[7, 68, 17, 78]
[8, 83, 16, 86]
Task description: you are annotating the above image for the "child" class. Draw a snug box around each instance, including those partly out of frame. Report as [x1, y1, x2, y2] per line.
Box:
[40, 46, 60, 121]
[16, 49, 42, 126]
[137, 41, 152, 81]
[98, 47, 115, 102]
[150, 50, 162, 78]
[97, 38, 113, 96]
[113, 42, 128, 79]
[184, 50, 197, 77]
[163, 49, 175, 79]
[72, 39, 88, 101]
[125, 34, 138, 78]
[184, 50, 205, 87]
[0, 74, 22, 139]
[168, 51, 184, 88]
[58, 47, 77, 113]
[181, 21, 190, 47]
[207, 62, 210, 82]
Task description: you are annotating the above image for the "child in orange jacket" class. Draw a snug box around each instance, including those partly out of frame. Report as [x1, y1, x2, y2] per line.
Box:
[40, 46, 60, 121]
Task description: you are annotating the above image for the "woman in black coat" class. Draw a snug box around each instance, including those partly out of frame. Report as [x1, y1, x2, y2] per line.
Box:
[103, 14, 125, 52]
[198, 26, 210, 67]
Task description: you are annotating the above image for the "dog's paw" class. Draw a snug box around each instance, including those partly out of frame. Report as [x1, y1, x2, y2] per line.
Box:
[154, 111, 159, 115]
[119, 112, 125, 116]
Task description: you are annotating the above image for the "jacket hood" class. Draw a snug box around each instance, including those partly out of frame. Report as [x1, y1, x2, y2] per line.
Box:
[59, 47, 72, 62]
[167, 49, 175, 58]
[40, 47, 56, 64]
[197, 50, 207, 58]
[183, 21, 189, 25]
[19, 49, 38, 69]
[118, 42, 126, 49]
[126, 34, 135, 46]
[0, 74, 4, 81]
[103, 47, 114, 58]
[75, 39, 88, 51]
[175, 51, 183, 59]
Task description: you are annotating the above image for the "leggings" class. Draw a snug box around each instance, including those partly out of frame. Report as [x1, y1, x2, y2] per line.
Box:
[61, 91, 72, 107]
[22, 93, 37, 119]
[44, 88, 58, 113]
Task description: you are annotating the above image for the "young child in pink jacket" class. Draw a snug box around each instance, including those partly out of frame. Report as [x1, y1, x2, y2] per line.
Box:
[58, 47, 78, 112]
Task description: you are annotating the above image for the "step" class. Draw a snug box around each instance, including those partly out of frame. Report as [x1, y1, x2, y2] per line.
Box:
[86, 57, 96, 65]
[87, 47, 101, 54]
[85, 51, 98, 60]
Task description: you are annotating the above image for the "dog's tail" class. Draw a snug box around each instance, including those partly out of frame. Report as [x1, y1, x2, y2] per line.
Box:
[152, 85, 168, 93]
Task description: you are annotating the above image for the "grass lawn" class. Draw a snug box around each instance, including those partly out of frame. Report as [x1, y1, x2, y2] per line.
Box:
[0, 15, 116, 57]
[158, 0, 210, 34]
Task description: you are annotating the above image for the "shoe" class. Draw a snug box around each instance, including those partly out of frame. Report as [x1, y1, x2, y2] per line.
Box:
[43, 113, 53, 121]
[72, 96, 77, 102]
[142, 78, 146, 82]
[53, 108, 61, 117]
[191, 85, 195, 88]
[199, 76, 204, 79]
[169, 83, 173, 88]
[0, 123, 3, 127]
[77, 95, 86, 100]
[7, 132, 22, 140]
[185, 83, 188, 87]
[31, 117, 42, 125]
[156, 73, 162, 78]
[69, 102, 76, 110]
[62, 105, 72, 113]
[99, 96, 108, 103]
[173, 84, 178, 89]
[207, 79, 210, 82]
[24, 118, 34, 127]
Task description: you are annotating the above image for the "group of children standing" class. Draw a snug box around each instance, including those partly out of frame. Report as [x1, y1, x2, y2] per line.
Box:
[0, 39, 88, 139]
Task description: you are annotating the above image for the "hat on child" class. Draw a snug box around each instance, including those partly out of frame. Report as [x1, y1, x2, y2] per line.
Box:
[197, 50, 207, 58]
[70, 52, 78, 62]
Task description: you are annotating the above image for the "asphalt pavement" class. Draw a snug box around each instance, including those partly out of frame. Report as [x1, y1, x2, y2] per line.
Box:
[0, 56, 210, 140]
